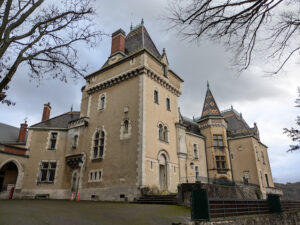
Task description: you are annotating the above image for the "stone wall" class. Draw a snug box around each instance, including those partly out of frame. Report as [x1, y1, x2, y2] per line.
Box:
[186, 211, 300, 225]
[178, 183, 259, 207]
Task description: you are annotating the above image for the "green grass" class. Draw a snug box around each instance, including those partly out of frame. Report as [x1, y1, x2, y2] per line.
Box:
[0, 200, 190, 225]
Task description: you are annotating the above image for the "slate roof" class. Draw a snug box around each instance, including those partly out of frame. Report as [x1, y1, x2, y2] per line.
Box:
[31, 112, 80, 129]
[125, 25, 161, 59]
[0, 122, 19, 144]
[182, 116, 202, 137]
[222, 109, 258, 138]
[200, 84, 222, 119]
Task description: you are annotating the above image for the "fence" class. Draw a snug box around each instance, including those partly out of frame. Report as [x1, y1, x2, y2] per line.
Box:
[209, 199, 269, 218]
[191, 190, 300, 221]
[180, 176, 259, 188]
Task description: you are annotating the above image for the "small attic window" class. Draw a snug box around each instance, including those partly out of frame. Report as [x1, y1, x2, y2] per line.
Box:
[163, 65, 167, 78]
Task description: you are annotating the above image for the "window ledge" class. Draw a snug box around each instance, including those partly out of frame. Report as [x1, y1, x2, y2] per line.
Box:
[159, 139, 169, 144]
[92, 158, 103, 162]
[72, 146, 77, 149]
[47, 148, 56, 151]
[37, 181, 54, 184]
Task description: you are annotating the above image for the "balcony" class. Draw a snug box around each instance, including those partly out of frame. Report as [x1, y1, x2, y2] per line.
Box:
[265, 187, 283, 196]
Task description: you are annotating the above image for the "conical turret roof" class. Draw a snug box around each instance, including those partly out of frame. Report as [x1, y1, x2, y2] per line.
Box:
[200, 83, 222, 119]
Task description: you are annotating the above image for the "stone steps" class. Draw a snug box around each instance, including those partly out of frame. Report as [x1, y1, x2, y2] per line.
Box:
[135, 194, 177, 205]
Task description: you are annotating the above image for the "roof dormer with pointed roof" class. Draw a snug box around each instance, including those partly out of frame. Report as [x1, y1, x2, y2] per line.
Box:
[200, 82, 222, 120]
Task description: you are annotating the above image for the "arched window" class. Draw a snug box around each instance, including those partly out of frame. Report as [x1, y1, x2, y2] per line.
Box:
[163, 126, 168, 142]
[99, 94, 106, 110]
[159, 124, 163, 140]
[72, 135, 78, 149]
[124, 119, 129, 134]
[166, 97, 170, 111]
[154, 90, 159, 104]
[93, 130, 105, 159]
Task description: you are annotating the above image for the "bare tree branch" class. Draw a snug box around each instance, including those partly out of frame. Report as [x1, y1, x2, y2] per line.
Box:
[0, 0, 104, 102]
[167, 0, 299, 74]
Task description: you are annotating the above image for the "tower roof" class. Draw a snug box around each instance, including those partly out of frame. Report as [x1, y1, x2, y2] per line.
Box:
[125, 22, 161, 59]
[200, 83, 222, 119]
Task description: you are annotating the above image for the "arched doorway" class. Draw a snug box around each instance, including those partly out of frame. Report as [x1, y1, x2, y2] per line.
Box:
[0, 162, 18, 193]
[158, 154, 168, 190]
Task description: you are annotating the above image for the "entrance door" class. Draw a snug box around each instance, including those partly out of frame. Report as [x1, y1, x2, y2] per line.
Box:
[159, 165, 167, 190]
[71, 172, 78, 192]
[158, 154, 167, 190]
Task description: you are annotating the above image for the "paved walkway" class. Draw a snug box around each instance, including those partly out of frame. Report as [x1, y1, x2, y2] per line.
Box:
[0, 200, 190, 225]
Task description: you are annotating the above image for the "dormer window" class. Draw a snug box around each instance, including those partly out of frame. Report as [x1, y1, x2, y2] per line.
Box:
[163, 65, 168, 78]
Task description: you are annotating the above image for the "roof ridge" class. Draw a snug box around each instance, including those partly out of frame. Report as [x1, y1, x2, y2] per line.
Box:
[30, 111, 80, 127]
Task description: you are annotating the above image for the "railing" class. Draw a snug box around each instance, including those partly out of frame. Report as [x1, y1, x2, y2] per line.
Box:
[281, 201, 300, 211]
[209, 199, 269, 218]
[180, 176, 259, 188]
[191, 191, 300, 221]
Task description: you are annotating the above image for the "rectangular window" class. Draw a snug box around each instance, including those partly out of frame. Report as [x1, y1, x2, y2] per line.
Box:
[216, 156, 226, 169]
[213, 135, 223, 147]
[72, 135, 78, 149]
[98, 94, 106, 110]
[166, 98, 170, 111]
[193, 144, 198, 159]
[88, 170, 102, 182]
[154, 90, 159, 104]
[163, 65, 167, 77]
[39, 161, 56, 183]
[261, 151, 266, 164]
[49, 132, 58, 150]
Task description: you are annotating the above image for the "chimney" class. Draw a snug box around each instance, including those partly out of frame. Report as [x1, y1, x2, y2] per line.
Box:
[42, 102, 51, 122]
[18, 121, 28, 142]
[111, 29, 126, 55]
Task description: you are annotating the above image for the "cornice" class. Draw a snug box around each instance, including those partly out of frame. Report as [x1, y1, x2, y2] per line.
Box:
[86, 66, 181, 96]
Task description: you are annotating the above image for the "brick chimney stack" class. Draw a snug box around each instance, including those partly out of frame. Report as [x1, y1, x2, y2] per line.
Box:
[111, 29, 126, 55]
[18, 121, 28, 142]
[42, 103, 51, 122]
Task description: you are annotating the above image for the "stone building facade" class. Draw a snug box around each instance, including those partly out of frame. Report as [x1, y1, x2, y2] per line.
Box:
[0, 22, 279, 201]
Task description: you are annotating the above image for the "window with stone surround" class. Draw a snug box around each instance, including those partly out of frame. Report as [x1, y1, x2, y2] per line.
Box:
[215, 156, 226, 169]
[98, 93, 106, 110]
[72, 134, 78, 149]
[159, 124, 163, 140]
[38, 161, 57, 183]
[213, 134, 224, 147]
[166, 97, 170, 111]
[93, 130, 105, 159]
[88, 170, 102, 182]
[163, 126, 168, 142]
[261, 151, 266, 164]
[154, 90, 159, 104]
[193, 143, 198, 159]
[49, 132, 58, 150]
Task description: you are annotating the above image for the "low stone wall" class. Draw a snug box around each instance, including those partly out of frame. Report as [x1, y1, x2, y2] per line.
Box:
[186, 211, 300, 225]
[178, 183, 258, 207]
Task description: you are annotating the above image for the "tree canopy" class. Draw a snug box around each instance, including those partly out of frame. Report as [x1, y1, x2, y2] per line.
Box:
[167, 0, 300, 74]
[0, 0, 104, 105]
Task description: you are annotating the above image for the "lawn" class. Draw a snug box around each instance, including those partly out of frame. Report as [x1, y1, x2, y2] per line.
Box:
[0, 200, 190, 225]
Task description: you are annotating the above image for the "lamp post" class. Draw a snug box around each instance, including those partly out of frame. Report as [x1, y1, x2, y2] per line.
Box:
[75, 161, 83, 201]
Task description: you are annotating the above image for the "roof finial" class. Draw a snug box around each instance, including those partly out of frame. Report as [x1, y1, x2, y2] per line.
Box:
[141, 18, 144, 25]
[207, 80, 210, 89]
[70, 104, 73, 112]
[130, 22, 133, 31]
[231, 105, 233, 110]
[162, 48, 166, 54]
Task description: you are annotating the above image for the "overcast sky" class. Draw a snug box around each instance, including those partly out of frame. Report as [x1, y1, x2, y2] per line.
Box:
[1, 0, 299, 184]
